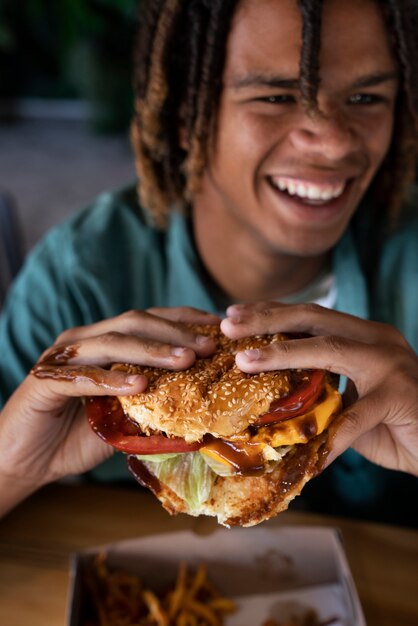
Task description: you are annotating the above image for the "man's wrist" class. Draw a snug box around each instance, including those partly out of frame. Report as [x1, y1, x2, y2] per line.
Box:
[0, 471, 41, 519]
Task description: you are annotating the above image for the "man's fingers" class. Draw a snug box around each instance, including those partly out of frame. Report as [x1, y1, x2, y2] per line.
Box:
[30, 307, 223, 408]
[30, 364, 149, 397]
[323, 391, 388, 468]
[321, 388, 418, 474]
[221, 302, 402, 346]
[234, 334, 376, 383]
[53, 310, 218, 358]
[39, 333, 200, 370]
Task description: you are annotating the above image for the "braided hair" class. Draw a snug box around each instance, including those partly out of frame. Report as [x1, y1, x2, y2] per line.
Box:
[131, 0, 418, 229]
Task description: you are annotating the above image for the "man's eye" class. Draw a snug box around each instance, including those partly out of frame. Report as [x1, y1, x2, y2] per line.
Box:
[256, 94, 296, 104]
[349, 93, 385, 105]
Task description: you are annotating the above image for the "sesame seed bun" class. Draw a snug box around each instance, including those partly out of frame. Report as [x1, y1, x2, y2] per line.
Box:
[112, 325, 292, 442]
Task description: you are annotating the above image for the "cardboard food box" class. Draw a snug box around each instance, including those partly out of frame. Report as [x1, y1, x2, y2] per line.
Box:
[67, 526, 366, 626]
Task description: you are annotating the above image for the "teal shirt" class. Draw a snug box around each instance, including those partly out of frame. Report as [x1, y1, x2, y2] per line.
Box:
[1, 185, 417, 524]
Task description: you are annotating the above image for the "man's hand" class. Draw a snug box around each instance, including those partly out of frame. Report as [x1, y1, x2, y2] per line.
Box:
[221, 302, 418, 475]
[0, 307, 220, 516]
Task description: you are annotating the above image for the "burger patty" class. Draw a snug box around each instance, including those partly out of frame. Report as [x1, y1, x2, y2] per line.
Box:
[128, 431, 329, 527]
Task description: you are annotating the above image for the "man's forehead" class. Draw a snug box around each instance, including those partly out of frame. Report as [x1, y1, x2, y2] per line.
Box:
[224, 0, 302, 77]
[224, 0, 396, 83]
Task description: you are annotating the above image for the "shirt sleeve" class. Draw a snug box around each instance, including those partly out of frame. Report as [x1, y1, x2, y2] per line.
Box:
[0, 185, 167, 408]
[0, 224, 85, 407]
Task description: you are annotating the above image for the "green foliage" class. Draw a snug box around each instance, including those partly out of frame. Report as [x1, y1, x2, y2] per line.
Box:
[0, 0, 139, 131]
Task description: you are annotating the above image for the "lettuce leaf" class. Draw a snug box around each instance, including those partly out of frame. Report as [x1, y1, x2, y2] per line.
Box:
[138, 452, 216, 512]
[135, 453, 182, 463]
[136, 445, 292, 511]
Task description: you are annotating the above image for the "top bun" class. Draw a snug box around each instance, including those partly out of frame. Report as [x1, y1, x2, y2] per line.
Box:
[112, 324, 292, 443]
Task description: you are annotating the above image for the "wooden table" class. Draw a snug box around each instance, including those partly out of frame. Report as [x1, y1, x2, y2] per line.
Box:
[0, 482, 417, 626]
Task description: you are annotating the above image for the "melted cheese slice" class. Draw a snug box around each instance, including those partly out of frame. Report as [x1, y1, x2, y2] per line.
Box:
[199, 383, 342, 475]
[251, 383, 342, 447]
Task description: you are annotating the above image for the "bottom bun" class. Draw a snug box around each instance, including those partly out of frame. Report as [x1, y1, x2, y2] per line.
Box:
[128, 431, 329, 527]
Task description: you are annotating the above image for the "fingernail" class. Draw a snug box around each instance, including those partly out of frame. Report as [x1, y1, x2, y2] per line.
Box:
[171, 346, 188, 357]
[227, 313, 241, 324]
[196, 335, 212, 345]
[126, 375, 145, 385]
[244, 349, 262, 361]
[226, 304, 244, 314]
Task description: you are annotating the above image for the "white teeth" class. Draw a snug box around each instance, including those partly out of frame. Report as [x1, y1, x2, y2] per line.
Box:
[296, 183, 305, 197]
[287, 181, 297, 195]
[271, 177, 345, 201]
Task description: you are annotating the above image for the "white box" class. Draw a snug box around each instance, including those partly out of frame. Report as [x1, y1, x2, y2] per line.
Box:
[67, 526, 366, 626]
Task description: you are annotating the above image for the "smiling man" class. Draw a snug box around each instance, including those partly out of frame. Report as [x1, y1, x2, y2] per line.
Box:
[192, 0, 399, 301]
[0, 0, 417, 525]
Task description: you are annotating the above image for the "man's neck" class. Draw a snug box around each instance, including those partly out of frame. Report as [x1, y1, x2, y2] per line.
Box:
[192, 201, 330, 304]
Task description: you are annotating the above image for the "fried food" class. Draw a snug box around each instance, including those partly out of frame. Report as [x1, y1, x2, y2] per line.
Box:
[82, 554, 236, 626]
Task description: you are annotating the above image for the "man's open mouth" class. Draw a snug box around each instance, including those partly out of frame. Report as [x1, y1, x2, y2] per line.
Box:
[267, 175, 351, 207]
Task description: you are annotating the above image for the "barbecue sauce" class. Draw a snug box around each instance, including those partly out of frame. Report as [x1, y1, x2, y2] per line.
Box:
[38, 344, 80, 364]
[127, 456, 163, 495]
[200, 438, 267, 475]
[32, 363, 115, 389]
[85, 396, 142, 439]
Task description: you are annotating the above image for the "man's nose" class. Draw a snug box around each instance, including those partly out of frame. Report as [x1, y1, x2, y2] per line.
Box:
[288, 108, 359, 162]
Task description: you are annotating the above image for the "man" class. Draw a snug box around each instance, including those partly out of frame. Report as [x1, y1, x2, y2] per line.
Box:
[0, 0, 417, 523]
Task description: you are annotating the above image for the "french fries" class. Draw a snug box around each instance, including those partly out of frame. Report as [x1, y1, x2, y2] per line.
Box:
[82, 554, 236, 626]
[82, 554, 337, 626]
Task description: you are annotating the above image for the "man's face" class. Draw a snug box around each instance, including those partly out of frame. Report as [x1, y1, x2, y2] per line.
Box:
[197, 0, 398, 257]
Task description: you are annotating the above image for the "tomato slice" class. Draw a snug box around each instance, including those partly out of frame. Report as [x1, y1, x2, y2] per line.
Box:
[255, 369, 326, 426]
[85, 396, 203, 454]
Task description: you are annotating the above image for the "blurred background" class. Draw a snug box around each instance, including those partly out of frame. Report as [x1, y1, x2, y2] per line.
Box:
[0, 0, 139, 281]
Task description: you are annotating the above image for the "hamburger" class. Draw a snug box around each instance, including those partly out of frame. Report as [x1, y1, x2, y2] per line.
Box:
[85, 324, 342, 527]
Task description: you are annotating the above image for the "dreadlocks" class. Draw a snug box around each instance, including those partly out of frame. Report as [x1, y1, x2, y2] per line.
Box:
[132, 0, 237, 226]
[375, 0, 418, 224]
[132, 0, 418, 229]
